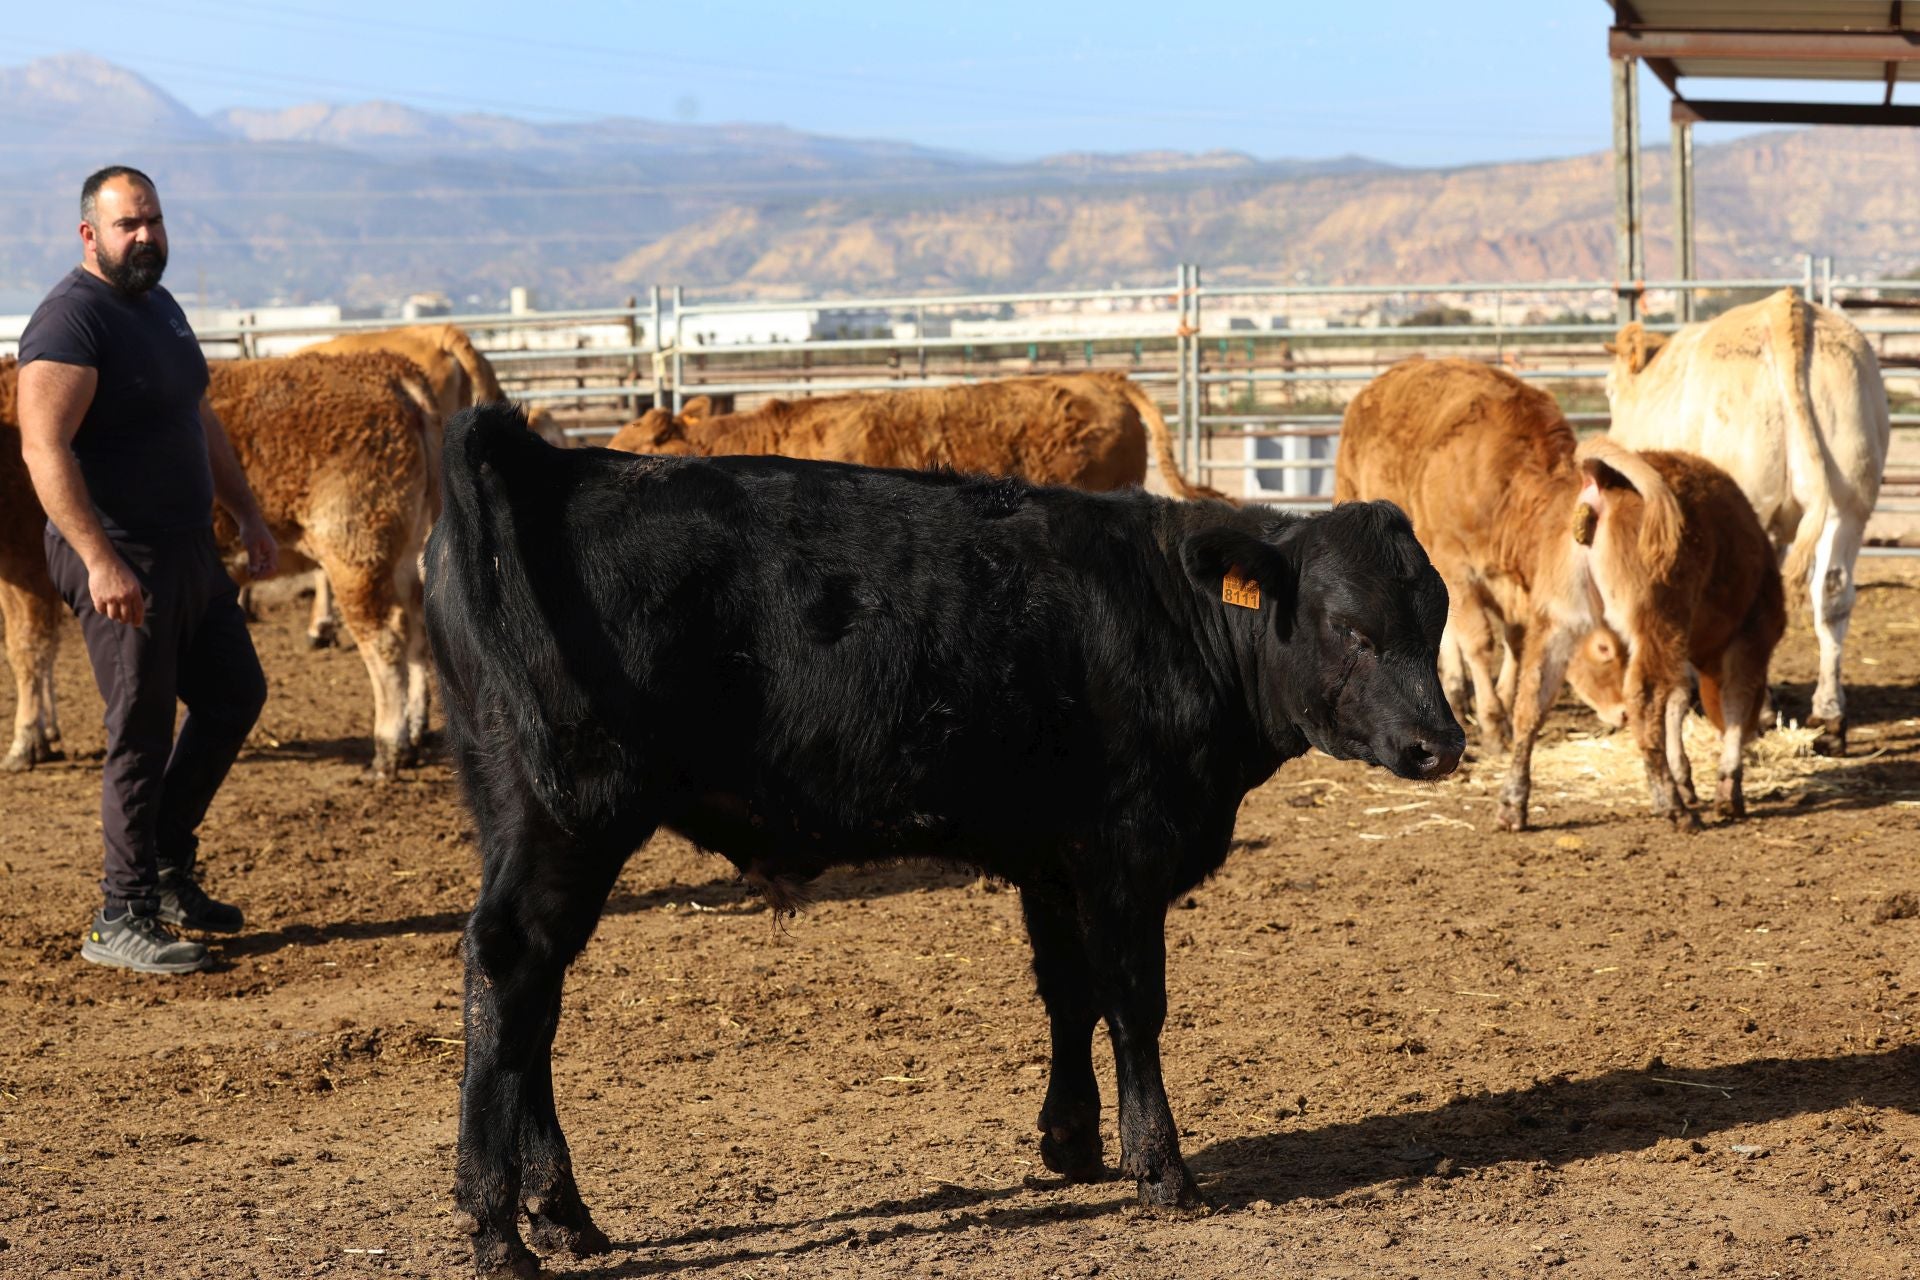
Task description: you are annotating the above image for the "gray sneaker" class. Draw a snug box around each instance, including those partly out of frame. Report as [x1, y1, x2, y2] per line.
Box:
[80, 909, 211, 975]
[157, 869, 244, 934]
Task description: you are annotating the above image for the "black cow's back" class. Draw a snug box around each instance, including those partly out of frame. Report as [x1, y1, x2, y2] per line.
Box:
[427, 405, 1239, 885]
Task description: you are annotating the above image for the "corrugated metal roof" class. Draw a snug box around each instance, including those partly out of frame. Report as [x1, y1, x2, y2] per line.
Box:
[1628, 1, 1916, 33]
[1612, 0, 1919, 88]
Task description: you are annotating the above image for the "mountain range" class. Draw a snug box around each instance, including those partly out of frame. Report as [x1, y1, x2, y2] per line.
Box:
[3, 53, 1917, 311]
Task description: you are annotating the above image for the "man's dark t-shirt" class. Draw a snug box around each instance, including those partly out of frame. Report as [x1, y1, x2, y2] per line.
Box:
[18, 268, 213, 539]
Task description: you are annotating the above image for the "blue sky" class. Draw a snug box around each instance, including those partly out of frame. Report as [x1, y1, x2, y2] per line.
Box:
[2, 1, 1888, 166]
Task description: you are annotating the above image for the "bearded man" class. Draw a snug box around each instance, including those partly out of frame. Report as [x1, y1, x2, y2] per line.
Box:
[17, 165, 278, 974]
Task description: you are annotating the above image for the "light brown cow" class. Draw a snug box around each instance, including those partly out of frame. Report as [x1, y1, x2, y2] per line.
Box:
[1605, 289, 1889, 755]
[1335, 357, 1783, 830]
[209, 352, 439, 778]
[0, 359, 65, 771]
[607, 372, 1211, 498]
[291, 325, 560, 647]
[1, 352, 439, 778]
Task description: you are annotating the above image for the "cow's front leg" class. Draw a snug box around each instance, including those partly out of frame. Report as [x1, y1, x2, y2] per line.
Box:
[1082, 893, 1201, 1209]
[1020, 885, 1104, 1182]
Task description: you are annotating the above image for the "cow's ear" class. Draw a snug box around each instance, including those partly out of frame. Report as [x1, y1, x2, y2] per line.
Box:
[632, 408, 680, 446]
[1181, 527, 1295, 627]
[680, 395, 714, 423]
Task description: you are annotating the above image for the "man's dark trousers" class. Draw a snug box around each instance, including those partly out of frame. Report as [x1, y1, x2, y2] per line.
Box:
[44, 525, 267, 913]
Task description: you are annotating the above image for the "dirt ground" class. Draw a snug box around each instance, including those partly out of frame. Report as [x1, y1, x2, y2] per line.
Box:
[3, 561, 1919, 1280]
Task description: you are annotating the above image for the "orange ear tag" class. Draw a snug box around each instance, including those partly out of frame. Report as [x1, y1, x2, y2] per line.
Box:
[1222, 566, 1261, 610]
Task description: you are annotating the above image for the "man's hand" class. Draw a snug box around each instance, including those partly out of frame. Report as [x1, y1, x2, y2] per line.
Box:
[239, 515, 279, 580]
[88, 552, 146, 628]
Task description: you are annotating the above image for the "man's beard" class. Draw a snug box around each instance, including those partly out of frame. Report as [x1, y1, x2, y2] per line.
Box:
[97, 240, 166, 294]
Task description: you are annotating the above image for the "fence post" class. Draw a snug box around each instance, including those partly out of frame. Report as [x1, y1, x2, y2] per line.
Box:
[1189, 264, 1204, 483]
[671, 285, 685, 412]
[622, 294, 639, 417]
[649, 285, 664, 409]
[1820, 255, 1835, 308]
[1802, 253, 1815, 301]
[1175, 264, 1190, 487]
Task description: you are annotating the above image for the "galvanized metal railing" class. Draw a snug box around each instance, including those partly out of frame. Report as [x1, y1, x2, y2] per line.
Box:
[23, 257, 1908, 535]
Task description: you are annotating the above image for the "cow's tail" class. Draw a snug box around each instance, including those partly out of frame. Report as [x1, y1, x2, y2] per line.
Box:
[1768, 290, 1831, 607]
[1115, 377, 1218, 499]
[443, 325, 507, 404]
[1575, 436, 1683, 582]
[430, 402, 576, 828]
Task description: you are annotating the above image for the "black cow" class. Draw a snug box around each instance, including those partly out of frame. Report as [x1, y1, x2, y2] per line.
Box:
[427, 403, 1464, 1279]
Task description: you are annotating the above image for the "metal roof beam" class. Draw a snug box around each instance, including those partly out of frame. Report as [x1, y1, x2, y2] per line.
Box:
[1673, 98, 1920, 126]
[1889, 2, 1906, 105]
[1608, 2, 1685, 97]
[1611, 28, 1920, 63]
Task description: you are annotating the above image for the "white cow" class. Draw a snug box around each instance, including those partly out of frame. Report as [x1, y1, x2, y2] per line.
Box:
[1605, 288, 1889, 755]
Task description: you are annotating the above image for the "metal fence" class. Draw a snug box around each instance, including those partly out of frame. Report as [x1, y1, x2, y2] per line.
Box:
[106, 255, 1920, 532]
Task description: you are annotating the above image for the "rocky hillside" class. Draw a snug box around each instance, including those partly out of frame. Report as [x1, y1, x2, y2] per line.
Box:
[605, 129, 1920, 293]
[4, 54, 1917, 307]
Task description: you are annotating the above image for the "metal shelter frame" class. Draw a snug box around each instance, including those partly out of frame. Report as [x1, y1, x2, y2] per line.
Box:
[1606, 1, 1920, 321]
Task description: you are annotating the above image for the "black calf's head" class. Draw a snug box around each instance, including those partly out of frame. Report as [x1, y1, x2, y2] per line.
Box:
[1183, 501, 1463, 781]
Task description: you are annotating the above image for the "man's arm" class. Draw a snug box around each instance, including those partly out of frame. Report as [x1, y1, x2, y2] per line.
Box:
[17, 359, 147, 627]
[200, 397, 278, 579]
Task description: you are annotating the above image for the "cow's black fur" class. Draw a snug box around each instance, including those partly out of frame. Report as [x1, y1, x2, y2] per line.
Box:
[427, 403, 1463, 1278]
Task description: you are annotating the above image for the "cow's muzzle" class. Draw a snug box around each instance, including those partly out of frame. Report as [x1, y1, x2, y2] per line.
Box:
[1391, 725, 1466, 781]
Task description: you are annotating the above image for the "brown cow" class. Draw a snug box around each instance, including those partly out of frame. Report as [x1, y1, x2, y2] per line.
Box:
[0, 359, 65, 771]
[291, 325, 560, 648]
[608, 372, 1211, 498]
[208, 352, 439, 778]
[2, 351, 438, 778]
[1335, 357, 1783, 829]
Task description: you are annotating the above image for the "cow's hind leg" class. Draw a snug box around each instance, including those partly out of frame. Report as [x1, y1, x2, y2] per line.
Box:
[1623, 638, 1700, 832]
[520, 984, 613, 1258]
[455, 811, 638, 1278]
[307, 570, 340, 649]
[1, 581, 62, 771]
[1707, 639, 1768, 821]
[1450, 594, 1511, 754]
[1663, 685, 1697, 808]
[1020, 884, 1104, 1183]
[325, 564, 412, 779]
[1495, 617, 1577, 832]
[1808, 511, 1865, 756]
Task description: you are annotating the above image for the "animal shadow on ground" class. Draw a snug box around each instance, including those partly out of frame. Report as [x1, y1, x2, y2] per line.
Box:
[570, 1047, 1917, 1277]
[216, 859, 981, 960]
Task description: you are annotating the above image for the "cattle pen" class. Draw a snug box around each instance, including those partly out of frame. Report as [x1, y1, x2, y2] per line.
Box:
[102, 259, 1920, 547]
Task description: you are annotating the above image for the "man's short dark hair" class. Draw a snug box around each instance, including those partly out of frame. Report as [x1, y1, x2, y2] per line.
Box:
[81, 166, 157, 224]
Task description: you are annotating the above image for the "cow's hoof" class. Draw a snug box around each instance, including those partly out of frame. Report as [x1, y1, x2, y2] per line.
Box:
[526, 1215, 610, 1258]
[1040, 1125, 1105, 1183]
[1813, 725, 1847, 758]
[1667, 808, 1703, 834]
[472, 1238, 542, 1280]
[1132, 1168, 1208, 1213]
[0, 751, 27, 774]
[1495, 801, 1527, 833]
[304, 631, 335, 651]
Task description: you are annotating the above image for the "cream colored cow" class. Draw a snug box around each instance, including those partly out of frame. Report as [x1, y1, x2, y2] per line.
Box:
[1605, 289, 1889, 755]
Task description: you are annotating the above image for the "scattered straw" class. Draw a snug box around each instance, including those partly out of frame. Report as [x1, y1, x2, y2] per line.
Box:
[1515, 711, 1854, 808]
